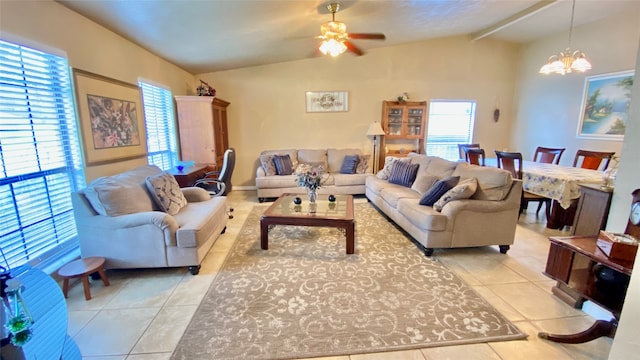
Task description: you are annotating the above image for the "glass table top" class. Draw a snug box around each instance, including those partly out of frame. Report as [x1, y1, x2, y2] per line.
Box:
[264, 194, 353, 219]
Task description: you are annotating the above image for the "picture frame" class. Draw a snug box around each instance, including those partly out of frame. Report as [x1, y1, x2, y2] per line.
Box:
[305, 91, 349, 112]
[577, 70, 634, 141]
[73, 69, 147, 165]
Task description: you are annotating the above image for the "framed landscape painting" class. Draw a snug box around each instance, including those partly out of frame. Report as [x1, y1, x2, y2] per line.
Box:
[73, 69, 147, 165]
[577, 70, 634, 141]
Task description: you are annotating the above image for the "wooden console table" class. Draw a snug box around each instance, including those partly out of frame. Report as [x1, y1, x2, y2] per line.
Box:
[169, 164, 211, 187]
[540, 236, 633, 343]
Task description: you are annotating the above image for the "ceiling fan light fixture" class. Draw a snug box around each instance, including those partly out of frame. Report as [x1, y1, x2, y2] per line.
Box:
[321, 21, 347, 37]
[319, 38, 347, 57]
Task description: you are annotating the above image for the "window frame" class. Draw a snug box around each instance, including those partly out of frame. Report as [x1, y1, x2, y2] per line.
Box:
[425, 100, 477, 161]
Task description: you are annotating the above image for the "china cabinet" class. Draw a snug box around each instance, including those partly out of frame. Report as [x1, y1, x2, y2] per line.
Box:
[175, 96, 230, 171]
[379, 100, 427, 166]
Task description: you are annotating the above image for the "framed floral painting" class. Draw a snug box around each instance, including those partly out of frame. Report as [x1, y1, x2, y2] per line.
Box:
[73, 69, 147, 165]
[577, 70, 634, 141]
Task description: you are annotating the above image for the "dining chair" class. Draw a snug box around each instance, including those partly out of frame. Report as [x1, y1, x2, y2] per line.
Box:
[464, 147, 485, 166]
[495, 150, 551, 219]
[533, 146, 565, 165]
[458, 143, 480, 160]
[572, 150, 615, 170]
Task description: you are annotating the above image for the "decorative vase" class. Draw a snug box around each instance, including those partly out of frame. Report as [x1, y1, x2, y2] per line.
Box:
[307, 188, 317, 213]
[307, 188, 317, 204]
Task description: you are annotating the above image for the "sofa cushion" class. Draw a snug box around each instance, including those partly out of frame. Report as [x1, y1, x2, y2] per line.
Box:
[259, 154, 277, 176]
[84, 165, 161, 216]
[146, 172, 188, 215]
[411, 175, 438, 195]
[333, 173, 368, 186]
[397, 199, 448, 232]
[419, 176, 460, 206]
[380, 185, 420, 208]
[425, 156, 457, 177]
[273, 154, 294, 175]
[433, 177, 478, 211]
[260, 150, 299, 173]
[327, 149, 361, 173]
[388, 161, 419, 187]
[255, 174, 298, 188]
[298, 149, 328, 171]
[339, 154, 360, 174]
[377, 156, 411, 180]
[452, 162, 513, 201]
[356, 155, 371, 174]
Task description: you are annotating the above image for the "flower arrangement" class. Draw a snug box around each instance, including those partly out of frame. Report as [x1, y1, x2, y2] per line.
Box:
[196, 80, 216, 96]
[295, 164, 325, 191]
[397, 92, 409, 103]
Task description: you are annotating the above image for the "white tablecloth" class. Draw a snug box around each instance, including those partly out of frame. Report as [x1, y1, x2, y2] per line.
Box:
[485, 159, 604, 209]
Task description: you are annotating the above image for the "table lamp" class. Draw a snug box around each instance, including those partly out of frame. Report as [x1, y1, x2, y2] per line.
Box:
[366, 122, 385, 173]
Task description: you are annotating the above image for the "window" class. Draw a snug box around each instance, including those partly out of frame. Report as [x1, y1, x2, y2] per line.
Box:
[139, 80, 178, 170]
[0, 39, 85, 270]
[425, 100, 476, 161]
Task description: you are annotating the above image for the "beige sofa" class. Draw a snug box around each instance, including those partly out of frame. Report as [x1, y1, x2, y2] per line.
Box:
[71, 165, 228, 275]
[366, 153, 522, 256]
[256, 148, 372, 202]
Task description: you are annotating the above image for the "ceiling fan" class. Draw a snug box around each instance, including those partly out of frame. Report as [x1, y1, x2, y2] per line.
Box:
[317, 2, 386, 57]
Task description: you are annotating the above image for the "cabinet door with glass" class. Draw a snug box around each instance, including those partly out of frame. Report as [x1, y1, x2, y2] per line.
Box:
[381, 101, 426, 138]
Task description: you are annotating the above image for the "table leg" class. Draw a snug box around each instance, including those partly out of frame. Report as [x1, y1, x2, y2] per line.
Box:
[62, 279, 69, 298]
[97, 268, 110, 287]
[346, 221, 355, 255]
[81, 276, 91, 301]
[538, 319, 617, 344]
[546, 200, 577, 230]
[260, 220, 269, 250]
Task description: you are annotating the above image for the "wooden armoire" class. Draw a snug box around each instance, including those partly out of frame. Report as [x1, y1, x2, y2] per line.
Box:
[174, 96, 230, 171]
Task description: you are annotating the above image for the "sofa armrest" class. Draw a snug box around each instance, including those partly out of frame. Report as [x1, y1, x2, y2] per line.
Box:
[441, 198, 519, 216]
[181, 186, 211, 202]
[256, 166, 266, 177]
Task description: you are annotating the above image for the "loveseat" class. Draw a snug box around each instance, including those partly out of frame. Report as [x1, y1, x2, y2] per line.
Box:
[256, 148, 372, 202]
[366, 153, 522, 256]
[71, 165, 228, 275]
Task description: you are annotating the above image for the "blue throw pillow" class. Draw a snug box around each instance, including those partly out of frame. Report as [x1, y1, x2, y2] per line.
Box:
[388, 161, 419, 188]
[339, 155, 360, 174]
[273, 154, 293, 175]
[419, 176, 460, 206]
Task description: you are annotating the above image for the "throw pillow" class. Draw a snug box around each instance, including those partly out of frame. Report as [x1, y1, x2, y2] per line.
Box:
[419, 176, 460, 207]
[411, 175, 438, 195]
[376, 157, 410, 180]
[259, 154, 277, 176]
[339, 154, 360, 174]
[145, 172, 188, 215]
[273, 154, 294, 175]
[388, 161, 419, 187]
[433, 177, 478, 211]
[356, 155, 371, 174]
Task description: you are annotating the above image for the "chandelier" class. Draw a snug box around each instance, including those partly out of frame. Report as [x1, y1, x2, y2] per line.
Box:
[539, 0, 592, 75]
[318, 20, 348, 57]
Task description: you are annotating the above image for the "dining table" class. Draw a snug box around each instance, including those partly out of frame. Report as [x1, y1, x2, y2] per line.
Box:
[483, 158, 606, 229]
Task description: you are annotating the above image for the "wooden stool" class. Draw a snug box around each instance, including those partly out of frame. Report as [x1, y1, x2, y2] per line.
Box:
[58, 257, 109, 300]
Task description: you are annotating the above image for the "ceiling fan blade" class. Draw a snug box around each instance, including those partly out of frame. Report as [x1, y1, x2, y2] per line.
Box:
[348, 33, 386, 40]
[343, 41, 363, 56]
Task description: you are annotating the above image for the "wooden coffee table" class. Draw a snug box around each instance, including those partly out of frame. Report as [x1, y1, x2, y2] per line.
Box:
[260, 193, 355, 254]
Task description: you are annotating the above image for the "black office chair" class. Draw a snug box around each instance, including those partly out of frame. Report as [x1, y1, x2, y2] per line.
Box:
[194, 148, 235, 218]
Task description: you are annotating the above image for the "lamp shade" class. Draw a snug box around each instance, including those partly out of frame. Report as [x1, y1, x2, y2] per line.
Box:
[366, 122, 385, 136]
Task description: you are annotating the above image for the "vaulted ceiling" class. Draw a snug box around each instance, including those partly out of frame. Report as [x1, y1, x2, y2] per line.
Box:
[56, 0, 640, 74]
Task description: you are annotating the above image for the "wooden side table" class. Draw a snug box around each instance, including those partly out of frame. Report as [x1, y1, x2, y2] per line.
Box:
[58, 257, 110, 301]
[540, 236, 633, 343]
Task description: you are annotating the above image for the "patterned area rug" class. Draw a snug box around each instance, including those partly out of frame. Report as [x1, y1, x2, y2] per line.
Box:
[172, 203, 526, 359]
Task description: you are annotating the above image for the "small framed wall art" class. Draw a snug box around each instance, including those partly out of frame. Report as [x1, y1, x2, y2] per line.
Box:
[73, 69, 147, 165]
[305, 91, 349, 112]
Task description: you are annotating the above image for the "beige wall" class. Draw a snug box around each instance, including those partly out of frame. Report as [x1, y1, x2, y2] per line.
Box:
[199, 35, 521, 187]
[0, 0, 196, 182]
[511, 10, 640, 164]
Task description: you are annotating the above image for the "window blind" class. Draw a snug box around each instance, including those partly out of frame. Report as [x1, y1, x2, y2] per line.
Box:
[139, 81, 178, 170]
[0, 39, 85, 269]
[425, 100, 476, 161]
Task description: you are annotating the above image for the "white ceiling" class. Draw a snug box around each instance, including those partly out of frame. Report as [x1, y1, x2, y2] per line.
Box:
[55, 0, 640, 74]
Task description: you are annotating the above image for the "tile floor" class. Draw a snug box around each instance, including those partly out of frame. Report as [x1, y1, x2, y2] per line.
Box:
[65, 191, 613, 360]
